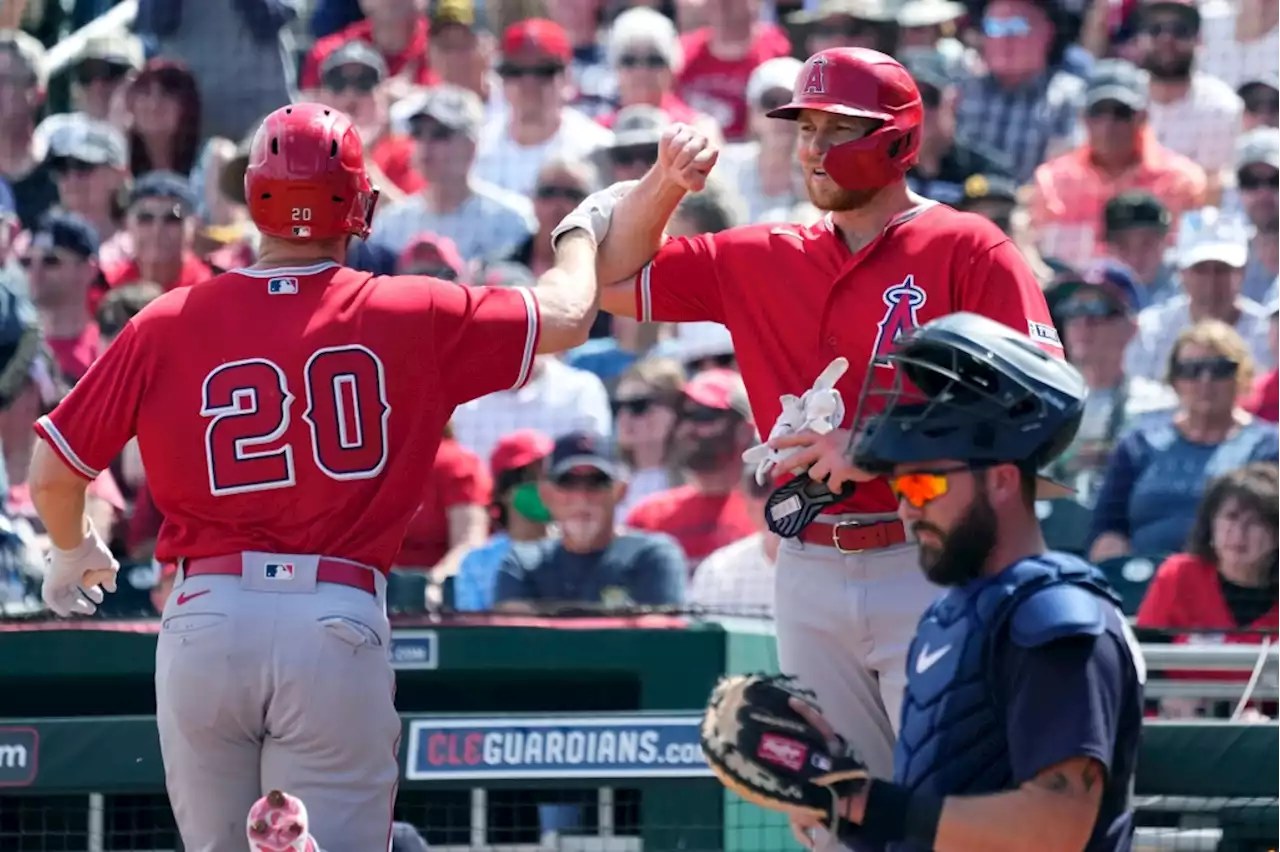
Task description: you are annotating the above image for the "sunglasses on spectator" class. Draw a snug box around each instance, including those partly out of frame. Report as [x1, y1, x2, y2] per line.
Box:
[19, 254, 63, 269]
[536, 185, 587, 203]
[553, 471, 613, 491]
[1171, 356, 1239, 381]
[889, 464, 992, 509]
[1087, 102, 1137, 121]
[690, 353, 737, 372]
[410, 120, 457, 142]
[613, 396, 657, 416]
[982, 15, 1031, 38]
[1057, 298, 1125, 320]
[1238, 168, 1279, 191]
[618, 54, 667, 70]
[322, 68, 380, 94]
[1143, 20, 1196, 39]
[611, 145, 658, 168]
[498, 63, 563, 80]
[51, 158, 100, 175]
[134, 207, 185, 225]
[681, 403, 730, 423]
[75, 59, 130, 85]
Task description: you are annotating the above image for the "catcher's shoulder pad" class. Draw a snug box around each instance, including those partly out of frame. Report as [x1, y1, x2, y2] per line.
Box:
[1008, 584, 1106, 649]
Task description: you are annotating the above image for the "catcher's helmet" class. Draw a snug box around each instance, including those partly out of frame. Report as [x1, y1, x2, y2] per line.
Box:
[768, 48, 923, 192]
[244, 103, 379, 242]
[849, 313, 1085, 498]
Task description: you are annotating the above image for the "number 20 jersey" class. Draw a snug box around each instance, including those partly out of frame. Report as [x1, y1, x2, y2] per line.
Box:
[34, 261, 540, 570]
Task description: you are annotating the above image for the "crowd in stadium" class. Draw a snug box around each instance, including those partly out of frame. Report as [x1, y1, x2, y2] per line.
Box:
[0, 0, 1277, 714]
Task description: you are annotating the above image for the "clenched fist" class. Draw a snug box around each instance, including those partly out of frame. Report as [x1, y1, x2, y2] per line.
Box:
[657, 123, 719, 193]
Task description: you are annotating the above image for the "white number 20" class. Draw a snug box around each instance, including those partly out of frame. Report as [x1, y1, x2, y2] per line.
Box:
[291, 207, 313, 222]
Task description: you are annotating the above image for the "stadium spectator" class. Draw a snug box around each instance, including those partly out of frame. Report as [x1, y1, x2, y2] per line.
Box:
[316, 40, 423, 199]
[372, 85, 533, 262]
[906, 49, 1014, 207]
[625, 369, 758, 568]
[453, 429, 554, 612]
[0, 30, 58, 228]
[43, 116, 131, 267]
[301, 0, 436, 93]
[1126, 209, 1272, 379]
[20, 211, 101, 382]
[612, 357, 685, 519]
[601, 8, 701, 129]
[505, 157, 596, 275]
[955, 173, 1018, 235]
[716, 56, 804, 223]
[896, 0, 968, 61]
[1102, 190, 1177, 305]
[1237, 70, 1279, 132]
[31, 33, 142, 150]
[675, 0, 791, 141]
[596, 105, 666, 184]
[495, 430, 686, 611]
[396, 234, 468, 280]
[1136, 462, 1279, 717]
[545, 0, 615, 118]
[687, 461, 777, 617]
[473, 19, 613, 196]
[101, 171, 212, 300]
[1089, 320, 1280, 563]
[954, 0, 1085, 183]
[394, 424, 492, 580]
[787, 0, 898, 57]
[1196, 0, 1278, 92]
[661, 321, 736, 375]
[1241, 300, 1279, 423]
[125, 60, 202, 178]
[1232, 128, 1280, 303]
[666, 176, 747, 236]
[425, 0, 500, 116]
[1137, 0, 1244, 201]
[1028, 58, 1206, 267]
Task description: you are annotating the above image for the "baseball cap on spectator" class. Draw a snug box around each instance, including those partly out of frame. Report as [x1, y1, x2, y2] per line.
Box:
[663, 321, 735, 369]
[957, 173, 1018, 211]
[319, 40, 389, 85]
[608, 7, 684, 74]
[501, 19, 572, 66]
[1047, 259, 1144, 317]
[30, 210, 100, 260]
[77, 32, 144, 71]
[747, 57, 804, 112]
[548, 430, 619, 480]
[397, 234, 466, 280]
[610, 105, 669, 149]
[1237, 127, 1280, 170]
[789, 0, 898, 25]
[1103, 190, 1170, 239]
[683, 368, 751, 422]
[129, 170, 197, 211]
[1176, 209, 1250, 270]
[432, 0, 481, 31]
[1086, 60, 1149, 111]
[401, 85, 485, 140]
[491, 429, 555, 478]
[46, 116, 128, 169]
[897, 0, 966, 28]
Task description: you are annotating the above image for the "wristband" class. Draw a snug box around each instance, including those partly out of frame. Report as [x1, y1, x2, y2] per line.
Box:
[858, 780, 943, 848]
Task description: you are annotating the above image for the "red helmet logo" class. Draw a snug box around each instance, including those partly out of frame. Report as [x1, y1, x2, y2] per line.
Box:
[801, 56, 829, 95]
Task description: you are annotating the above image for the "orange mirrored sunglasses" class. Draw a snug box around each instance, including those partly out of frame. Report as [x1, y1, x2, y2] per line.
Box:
[888, 464, 985, 508]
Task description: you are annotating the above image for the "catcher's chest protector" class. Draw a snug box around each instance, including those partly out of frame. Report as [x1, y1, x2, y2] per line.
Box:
[893, 558, 1119, 805]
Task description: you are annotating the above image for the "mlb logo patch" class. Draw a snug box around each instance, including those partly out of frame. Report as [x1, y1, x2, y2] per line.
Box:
[268, 277, 298, 295]
[292, 226, 311, 238]
[264, 563, 295, 580]
[1027, 321, 1063, 348]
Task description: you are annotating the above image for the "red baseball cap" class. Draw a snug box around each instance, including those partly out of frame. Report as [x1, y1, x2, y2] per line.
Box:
[501, 18, 571, 64]
[397, 234, 466, 281]
[683, 369, 751, 421]
[490, 429, 554, 477]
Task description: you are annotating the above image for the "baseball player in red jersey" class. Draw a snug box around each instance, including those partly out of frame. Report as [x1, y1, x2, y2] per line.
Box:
[27, 103, 603, 852]
[553, 48, 1065, 795]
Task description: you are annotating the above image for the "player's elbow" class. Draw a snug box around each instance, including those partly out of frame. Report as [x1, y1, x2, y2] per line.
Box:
[29, 440, 87, 497]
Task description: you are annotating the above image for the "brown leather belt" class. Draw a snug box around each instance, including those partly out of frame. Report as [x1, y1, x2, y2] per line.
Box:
[169, 554, 378, 595]
[796, 519, 907, 553]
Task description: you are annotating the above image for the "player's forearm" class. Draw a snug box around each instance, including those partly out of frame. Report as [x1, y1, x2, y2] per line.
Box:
[931, 786, 1097, 852]
[29, 441, 92, 551]
[533, 230, 600, 353]
[595, 168, 687, 288]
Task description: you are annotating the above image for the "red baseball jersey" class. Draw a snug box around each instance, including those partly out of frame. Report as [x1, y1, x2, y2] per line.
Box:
[35, 261, 539, 571]
[624, 485, 757, 569]
[634, 202, 1063, 515]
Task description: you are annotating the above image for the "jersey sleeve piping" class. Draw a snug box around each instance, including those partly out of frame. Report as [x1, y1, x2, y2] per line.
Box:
[33, 416, 100, 481]
[637, 262, 654, 323]
[511, 286, 540, 390]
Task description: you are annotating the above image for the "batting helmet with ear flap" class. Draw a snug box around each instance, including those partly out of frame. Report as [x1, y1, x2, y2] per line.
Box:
[767, 48, 924, 192]
[244, 103, 379, 242]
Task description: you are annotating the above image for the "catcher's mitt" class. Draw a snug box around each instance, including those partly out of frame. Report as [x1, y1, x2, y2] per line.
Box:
[699, 674, 869, 830]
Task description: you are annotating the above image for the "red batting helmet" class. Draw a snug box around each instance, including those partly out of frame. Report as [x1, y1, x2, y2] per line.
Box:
[244, 103, 379, 242]
[767, 48, 923, 192]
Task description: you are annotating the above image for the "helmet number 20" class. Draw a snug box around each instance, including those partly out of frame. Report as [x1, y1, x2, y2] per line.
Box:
[200, 346, 390, 496]
[292, 208, 312, 221]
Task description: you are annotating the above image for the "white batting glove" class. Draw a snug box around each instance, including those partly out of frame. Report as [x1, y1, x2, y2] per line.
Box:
[742, 358, 850, 485]
[41, 523, 119, 617]
[549, 180, 638, 252]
